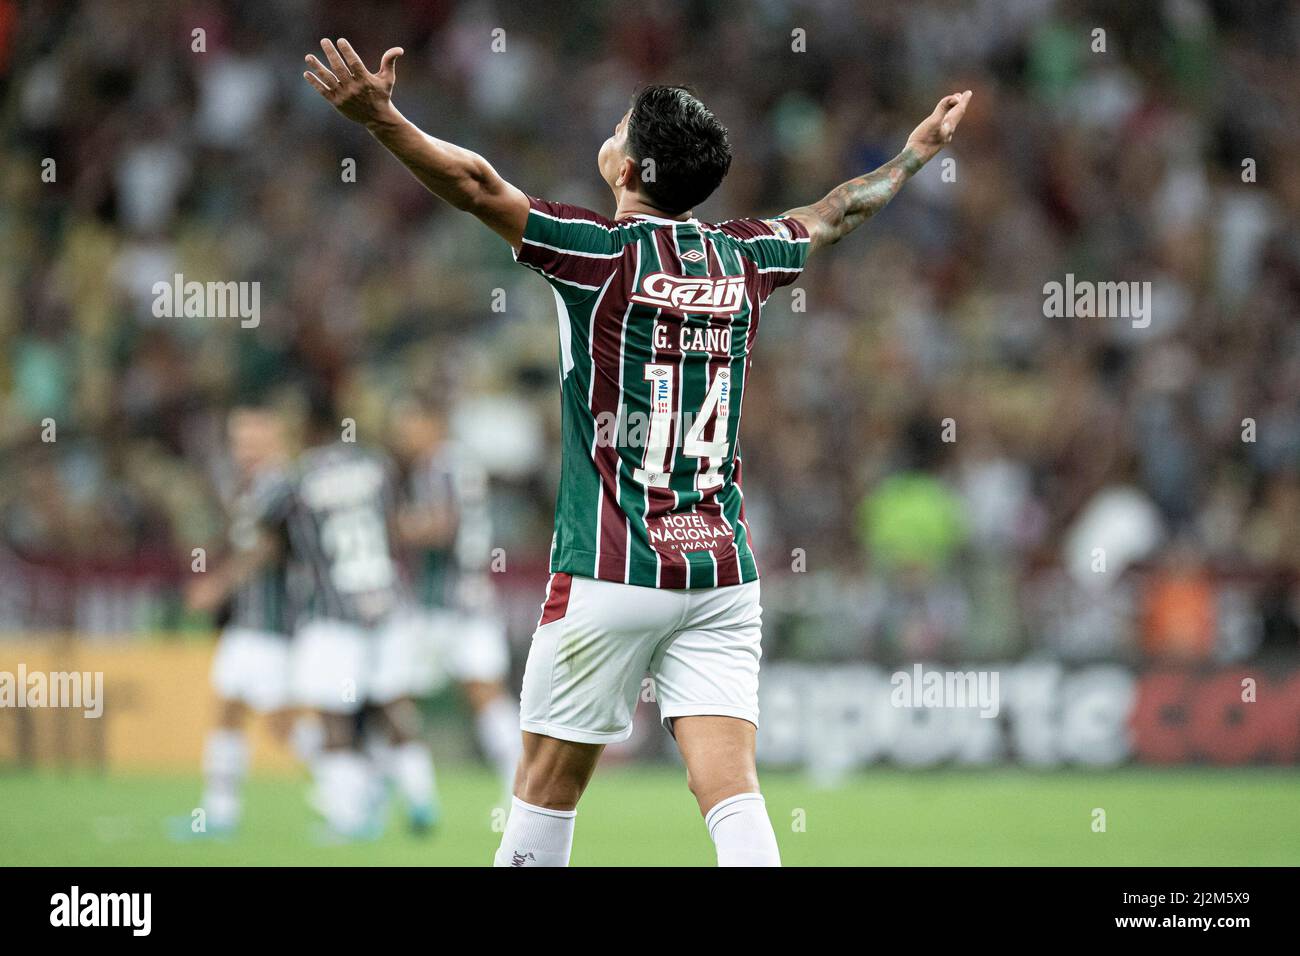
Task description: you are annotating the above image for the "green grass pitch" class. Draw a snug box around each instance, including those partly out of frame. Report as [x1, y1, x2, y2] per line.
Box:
[2, 766, 1297, 866]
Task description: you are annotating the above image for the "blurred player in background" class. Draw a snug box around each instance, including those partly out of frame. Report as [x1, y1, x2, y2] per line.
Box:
[304, 36, 969, 865]
[192, 394, 440, 839]
[390, 392, 521, 801]
[184, 405, 295, 837]
[265, 395, 439, 839]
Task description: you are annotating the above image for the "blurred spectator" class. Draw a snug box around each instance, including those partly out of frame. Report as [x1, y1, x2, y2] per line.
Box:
[0, 0, 1296, 659]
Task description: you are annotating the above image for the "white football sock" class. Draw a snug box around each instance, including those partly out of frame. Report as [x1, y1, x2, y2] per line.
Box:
[475, 696, 522, 795]
[704, 792, 781, 867]
[391, 740, 437, 809]
[314, 750, 374, 834]
[200, 728, 248, 830]
[291, 716, 324, 769]
[362, 735, 396, 814]
[493, 796, 576, 867]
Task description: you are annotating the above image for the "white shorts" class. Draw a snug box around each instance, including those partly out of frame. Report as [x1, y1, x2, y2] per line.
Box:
[429, 609, 510, 685]
[291, 613, 435, 713]
[519, 574, 762, 744]
[211, 627, 293, 713]
[369, 608, 441, 705]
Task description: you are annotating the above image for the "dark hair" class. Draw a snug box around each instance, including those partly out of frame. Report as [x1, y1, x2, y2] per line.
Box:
[625, 85, 732, 215]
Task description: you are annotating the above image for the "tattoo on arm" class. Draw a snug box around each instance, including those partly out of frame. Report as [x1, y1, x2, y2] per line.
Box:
[787, 146, 926, 249]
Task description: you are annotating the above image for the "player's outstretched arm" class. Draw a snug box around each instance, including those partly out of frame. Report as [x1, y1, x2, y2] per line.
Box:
[303, 38, 529, 248]
[784, 91, 972, 251]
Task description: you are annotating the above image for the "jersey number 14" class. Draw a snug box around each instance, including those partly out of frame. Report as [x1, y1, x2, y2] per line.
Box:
[633, 364, 730, 492]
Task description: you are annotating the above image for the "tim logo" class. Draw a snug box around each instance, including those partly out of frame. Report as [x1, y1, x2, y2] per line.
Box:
[632, 272, 745, 316]
[649, 366, 672, 412]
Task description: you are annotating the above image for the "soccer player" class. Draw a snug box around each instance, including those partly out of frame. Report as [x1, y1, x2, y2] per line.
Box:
[196, 394, 437, 838]
[269, 396, 439, 838]
[390, 393, 521, 799]
[185, 406, 295, 836]
[304, 37, 970, 866]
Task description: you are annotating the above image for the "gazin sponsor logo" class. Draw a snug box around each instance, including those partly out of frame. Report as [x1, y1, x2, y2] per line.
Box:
[631, 271, 746, 315]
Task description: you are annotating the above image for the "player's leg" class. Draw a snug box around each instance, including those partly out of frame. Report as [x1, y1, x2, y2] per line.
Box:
[199, 696, 251, 834]
[265, 707, 297, 749]
[312, 708, 376, 837]
[369, 610, 439, 830]
[651, 580, 779, 866]
[494, 574, 674, 866]
[199, 627, 292, 834]
[374, 695, 439, 831]
[493, 731, 602, 866]
[463, 681, 519, 775]
[290, 619, 376, 837]
[672, 715, 778, 866]
[514, 730, 603, 807]
[451, 613, 520, 796]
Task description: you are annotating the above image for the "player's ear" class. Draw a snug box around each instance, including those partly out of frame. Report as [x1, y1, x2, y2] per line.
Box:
[616, 155, 638, 191]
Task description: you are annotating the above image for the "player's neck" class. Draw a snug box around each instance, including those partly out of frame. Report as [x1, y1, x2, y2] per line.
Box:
[614, 196, 692, 223]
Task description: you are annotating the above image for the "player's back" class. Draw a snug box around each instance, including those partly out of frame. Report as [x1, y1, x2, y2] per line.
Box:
[514, 199, 809, 590]
[280, 442, 403, 625]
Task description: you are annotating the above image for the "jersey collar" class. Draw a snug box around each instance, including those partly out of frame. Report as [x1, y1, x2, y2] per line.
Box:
[624, 211, 698, 226]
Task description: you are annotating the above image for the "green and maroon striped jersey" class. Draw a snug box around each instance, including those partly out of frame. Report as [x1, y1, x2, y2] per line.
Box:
[514, 197, 809, 589]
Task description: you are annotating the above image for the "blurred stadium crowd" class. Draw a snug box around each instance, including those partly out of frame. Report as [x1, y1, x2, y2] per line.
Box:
[1, 0, 1297, 666]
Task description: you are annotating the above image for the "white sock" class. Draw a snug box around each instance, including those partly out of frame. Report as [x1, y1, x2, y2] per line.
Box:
[475, 696, 522, 796]
[391, 740, 437, 809]
[201, 728, 248, 830]
[493, 796, 576, 867]
[291, 716, 324, 769]
[362, 735, 396, 813]
[704, 792, 781, 867]
[314, 750, 374, 834]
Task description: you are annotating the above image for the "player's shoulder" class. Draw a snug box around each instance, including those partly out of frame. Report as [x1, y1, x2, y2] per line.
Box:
[516, 196, 639, 269]
[294, 443, 333, 474]
[239, 461, 297, 524]
[704, 215, 810, 244]
[249, 464, 292, 497]
[526, 196, 622, 233]
[298, 441, 389, 475]
[351, 443, 399, 478]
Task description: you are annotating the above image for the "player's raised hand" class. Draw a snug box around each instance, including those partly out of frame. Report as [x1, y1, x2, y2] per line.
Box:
[905, 90, 973, 163]
[303, 38, 404, 125]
